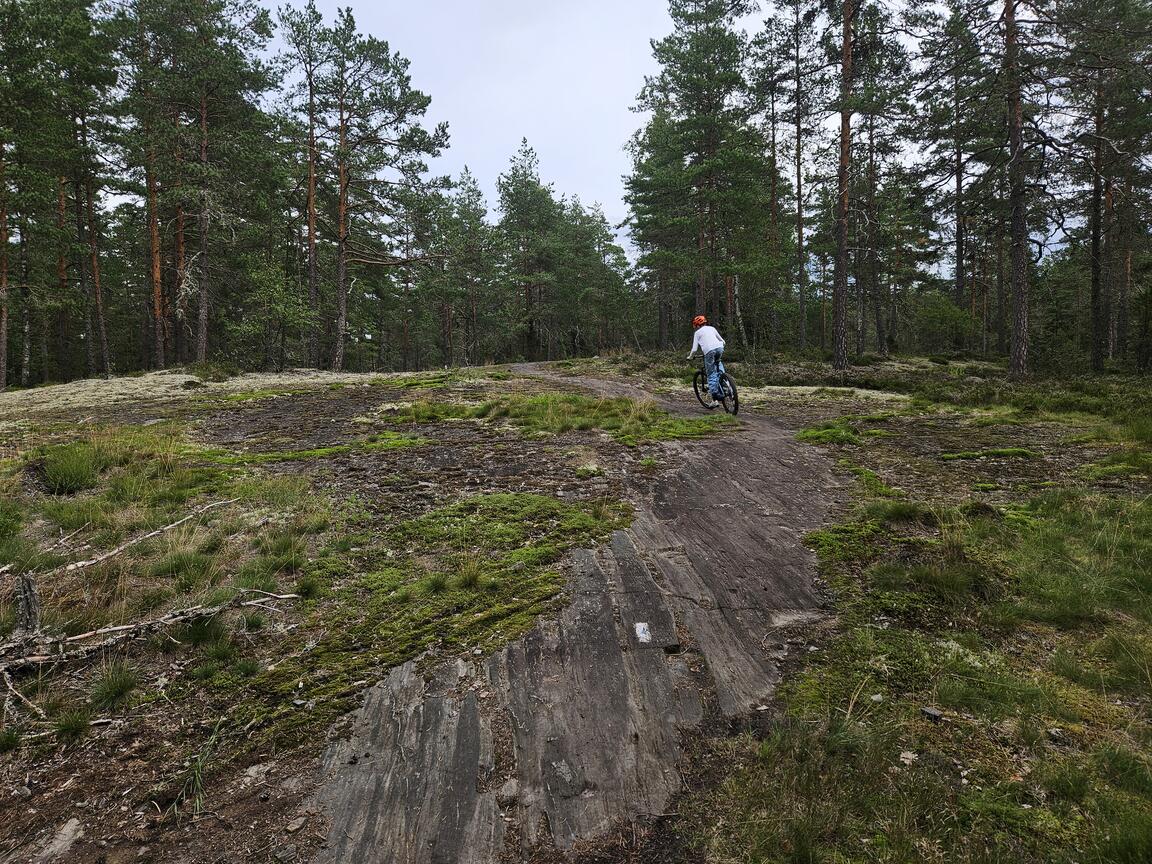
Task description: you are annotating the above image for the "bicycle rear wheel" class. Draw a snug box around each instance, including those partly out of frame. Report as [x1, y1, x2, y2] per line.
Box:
[693, 370, 716, 409]
[719, 373, 739, 415]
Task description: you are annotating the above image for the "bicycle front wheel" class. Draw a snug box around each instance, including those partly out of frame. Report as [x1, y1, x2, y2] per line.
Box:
[693, 370, 716, 409]
[719, 373, 739, 415]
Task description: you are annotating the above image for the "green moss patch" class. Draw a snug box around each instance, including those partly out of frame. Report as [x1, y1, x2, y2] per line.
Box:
[213, 389, 300, 403]
[386, 393, 735, 446]
[205, 432, 428, 465]
[230, 492, 631, 747]
[373, 371, 457, 390]
[940, 447, 1041, 461]
[797, 419, 862, 445]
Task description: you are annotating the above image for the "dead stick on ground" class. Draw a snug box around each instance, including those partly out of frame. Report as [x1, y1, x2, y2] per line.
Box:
[2, 669, 46, 719]
[60, 590, 300, 644]
[45, 523, 91, 552]
[0, 590, 299, 674]
[43, 499, 238, 579]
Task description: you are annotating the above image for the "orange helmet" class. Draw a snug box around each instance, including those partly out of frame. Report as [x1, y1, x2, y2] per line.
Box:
[692, 315, 707, 328]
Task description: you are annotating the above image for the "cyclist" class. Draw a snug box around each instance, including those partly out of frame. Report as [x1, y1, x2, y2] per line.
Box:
[687, 315, 726, 404]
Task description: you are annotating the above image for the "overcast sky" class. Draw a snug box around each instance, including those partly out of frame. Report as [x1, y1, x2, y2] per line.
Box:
[299, 0, 678, 239]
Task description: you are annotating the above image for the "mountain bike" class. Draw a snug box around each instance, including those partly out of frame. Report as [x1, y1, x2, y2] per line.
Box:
[693, 359, 739, 415]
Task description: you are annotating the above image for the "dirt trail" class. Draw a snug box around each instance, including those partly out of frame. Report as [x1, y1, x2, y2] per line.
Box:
[312, 368, 841, 862]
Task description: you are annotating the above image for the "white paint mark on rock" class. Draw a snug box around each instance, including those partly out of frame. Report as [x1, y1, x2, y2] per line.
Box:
[634, 622, 651, 643]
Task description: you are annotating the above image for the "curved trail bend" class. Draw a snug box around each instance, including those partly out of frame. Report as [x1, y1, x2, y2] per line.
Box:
[313, 367, 840, 863]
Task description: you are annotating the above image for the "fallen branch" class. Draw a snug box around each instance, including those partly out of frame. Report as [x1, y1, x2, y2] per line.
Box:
[0, 589, 298, 675]
[42, 499, 237, 579]
[18, 718, 114, 744]
[3, 669, 46, 719]
[45, 523, 90, 552]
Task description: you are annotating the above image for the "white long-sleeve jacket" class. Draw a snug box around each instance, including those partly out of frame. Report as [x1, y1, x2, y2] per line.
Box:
[687, 325, 725, 358]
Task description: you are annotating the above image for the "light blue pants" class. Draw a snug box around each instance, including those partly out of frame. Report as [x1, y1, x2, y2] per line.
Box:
[704, 348, 724, 397]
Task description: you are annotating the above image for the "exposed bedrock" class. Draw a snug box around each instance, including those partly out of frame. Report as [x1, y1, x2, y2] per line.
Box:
[314, 375, 837, 863]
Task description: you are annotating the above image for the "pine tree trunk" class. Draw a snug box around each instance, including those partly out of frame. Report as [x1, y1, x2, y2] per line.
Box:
[19, 218, 30, 386]
[982, 254, 990, 356]
[889, 241, 901, 350]
[953, 74, 965, 311]
[39, 308, 50, 384]
[376, 296, 387, 370]
[820, 254, 828, 351]
[468, 281, 478, 363]
[867, 112, 885, 355]
[1105, 178, 1115, 359]
[1117, 175, 1132, 357]
[72, 172, 96, 377]
[402, 286, 411, 370]
[196, 89, 210, 363]
[440, 301, 453, 366]
[658, 278, 670, 349]
[56, 175, 68, 303]
[1005, 0, 1029, 380]
[996, 205, 1007, 355]
[768, 88, 780, 345]
[84, 174, 112, 379]
[696, 228, 706, 314]
[794, 8, 807, 351]
[174, 109, 188, 364]
[1089, 68, 1105, 371]
[147, 145, 165, 369]
[833, 0, 853, 372]
[78, 115, 111, 378]
[332, 95, 350, 372]
[855, 245, 865, 356]
[0, 145, 7, 393]
[306, 75, 320, 368]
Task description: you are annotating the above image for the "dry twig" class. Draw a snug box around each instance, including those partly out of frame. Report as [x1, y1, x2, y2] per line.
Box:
[0, 589, 299, 674]
[2, 670, 46, 719]
[43, 499, 237, 579]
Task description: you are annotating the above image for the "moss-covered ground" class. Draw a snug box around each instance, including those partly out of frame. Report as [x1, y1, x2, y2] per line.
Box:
[382, 391, 736, 445]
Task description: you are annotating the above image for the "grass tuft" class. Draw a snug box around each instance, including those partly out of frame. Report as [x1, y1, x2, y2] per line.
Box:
[90, 660, 140, 711]
[0, 726, 19, 753]
[42, 443, 105, 494]
[55, 707, 92, 743]
[797, 419, 861, 445]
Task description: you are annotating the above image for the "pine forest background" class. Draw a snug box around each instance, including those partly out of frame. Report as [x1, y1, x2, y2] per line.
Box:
[0, 0, 1149, 387]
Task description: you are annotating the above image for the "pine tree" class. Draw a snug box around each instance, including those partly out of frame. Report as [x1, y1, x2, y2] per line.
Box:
[832, 0, 857, 371]
[773, 0, 827, 351]
[318, 8, 447, 371]
[625, 106, 695, 348]
[279, 0, 331, 367]
[635, 0, 772, 337]
[912, 2, 995, 318]
[497, 140, 559, 361]
[854, 1, 913, 356]
[445, 168, 502, 364]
